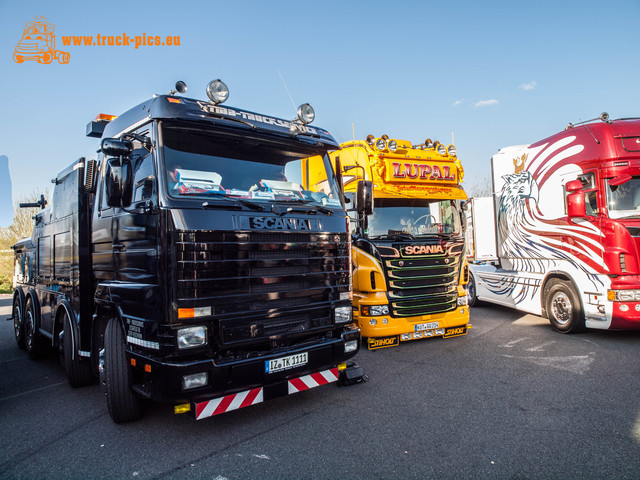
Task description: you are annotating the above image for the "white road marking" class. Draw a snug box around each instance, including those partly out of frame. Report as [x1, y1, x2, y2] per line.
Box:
[501, 352, 596, 375]
[632, 411, 640, 444]
[499, 338, 530, 348]
[526, 341, 556, 352]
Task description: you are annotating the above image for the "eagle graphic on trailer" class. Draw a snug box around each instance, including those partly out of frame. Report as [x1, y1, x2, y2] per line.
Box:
[468, 113, 640, 333]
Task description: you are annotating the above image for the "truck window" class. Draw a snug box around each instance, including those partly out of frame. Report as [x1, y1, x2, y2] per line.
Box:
[131, 151, 156, 203]
[367, 198, 463, 237]
[606, 176, 640, 219]
[162, 124, 342, 208]
[564, 172, 599, 215]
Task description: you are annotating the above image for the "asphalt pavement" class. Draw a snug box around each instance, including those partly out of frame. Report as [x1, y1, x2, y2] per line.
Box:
[1, 294, 639, 479]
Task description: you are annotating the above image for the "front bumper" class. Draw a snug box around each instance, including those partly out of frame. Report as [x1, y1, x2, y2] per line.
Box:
[125, 325, 361, 404]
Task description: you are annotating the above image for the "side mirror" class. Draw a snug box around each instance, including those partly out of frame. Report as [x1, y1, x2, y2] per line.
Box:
[104, 157, 133, 208]
[567, 191, 586, 218]
[565, 179, 583, 193]
[357, 180, 374, 216]
[102, 138, 133, 209]
[101, 138, 133, 157]
[334, 156, 344, 194]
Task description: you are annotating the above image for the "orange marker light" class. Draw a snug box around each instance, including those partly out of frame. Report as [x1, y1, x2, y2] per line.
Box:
[178, 308, 195, 319]
[95, 113, 117, 122]
[167, 97, 182, 104]
[145, 364, 152, 373]
[131, 358, 136, 367]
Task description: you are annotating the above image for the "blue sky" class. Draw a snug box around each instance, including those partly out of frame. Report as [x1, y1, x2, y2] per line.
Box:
[1, 0, 639, 208]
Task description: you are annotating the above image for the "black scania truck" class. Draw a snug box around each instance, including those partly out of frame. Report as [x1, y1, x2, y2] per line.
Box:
[12, 79, 362, 423]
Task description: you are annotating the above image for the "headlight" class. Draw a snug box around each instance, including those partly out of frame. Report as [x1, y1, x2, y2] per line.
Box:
[388, 140, 398, 152]
[344, 340, 358, 353]
[206, 79, 229, 104]
[436, 143, 447, 155]
[447, 144, 457, 157]
[608, 289, 640, 301]
[297, 103, 315, 124]
[370, 305, 390, 316]
[177, 326, 207, 349]
[335, 306, 352, 323]
[376, 138, 387, 151]
[182, 372, 208, 390]
[457, 295, 468, 306]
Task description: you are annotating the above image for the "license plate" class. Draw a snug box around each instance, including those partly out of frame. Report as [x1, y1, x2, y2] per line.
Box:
[265, 352, 308, 373]
[415, 322, 439, 332]
[444, 325, 468, 338]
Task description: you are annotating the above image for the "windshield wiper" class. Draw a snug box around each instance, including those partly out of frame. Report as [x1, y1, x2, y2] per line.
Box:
[274, 198, 334, 215]
[208, 113, 256, 129]
[201, 196, 265, 211]
[371, 231, 415, 240]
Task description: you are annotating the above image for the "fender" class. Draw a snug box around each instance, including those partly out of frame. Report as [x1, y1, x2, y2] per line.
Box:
[55, 299, 78, 360]
[540, 271, 585, 319]
[13, 287, 26, 317]
[25, 288, 41, 328]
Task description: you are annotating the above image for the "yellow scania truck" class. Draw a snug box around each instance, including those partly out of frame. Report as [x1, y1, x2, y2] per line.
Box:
[329, 135, 471, 349]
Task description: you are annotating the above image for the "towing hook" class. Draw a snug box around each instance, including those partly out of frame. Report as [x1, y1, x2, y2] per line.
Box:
[338, 361, 368, 386]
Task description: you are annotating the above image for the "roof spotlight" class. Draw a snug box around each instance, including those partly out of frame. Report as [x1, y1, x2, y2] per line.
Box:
[424, 138, 434, 149]
[436, 143, 447, 155]
[206, 79, 229, 105]
[376, 138, 387, 151]
[366, 134, 376, 146]
[388, 140, 398, 152]
[297, 103, 315, 124]
[381, 134, 389, 141]
[447, 144, 457, 157]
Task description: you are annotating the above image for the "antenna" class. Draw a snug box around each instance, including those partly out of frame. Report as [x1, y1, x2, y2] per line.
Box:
[277, 69, 297, 112]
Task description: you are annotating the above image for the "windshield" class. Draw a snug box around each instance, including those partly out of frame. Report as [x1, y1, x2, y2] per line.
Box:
[161, 123, 343, 208]
[606, 176, 640, 219]
[366, 198, 463, 237]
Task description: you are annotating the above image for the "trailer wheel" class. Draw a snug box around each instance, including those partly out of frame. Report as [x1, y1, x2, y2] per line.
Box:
[467, 272, 478, 307]
[24, 297, 45, 359]
[13, 294, 25, 349]
[104, 317, 141, 423]
[545, 279, 585, 333]
[62, 311, 95, 387]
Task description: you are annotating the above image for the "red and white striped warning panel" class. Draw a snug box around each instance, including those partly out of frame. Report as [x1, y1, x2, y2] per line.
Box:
[288, 368, 339, 394]
[195, 367, 340, 420]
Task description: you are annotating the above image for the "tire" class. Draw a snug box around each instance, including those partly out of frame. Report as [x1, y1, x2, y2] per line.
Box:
[62, 311, 95, 387]
[57, 52, 70, 64]
[40, 52, 53, 64]
[13, 294, 25, 349]
[467, 272, 478, 307]
[545, 279, 585, 333]
[104, 317, 141, 423]
[13, 53, 24, 63]
[24, 297, 45, 359]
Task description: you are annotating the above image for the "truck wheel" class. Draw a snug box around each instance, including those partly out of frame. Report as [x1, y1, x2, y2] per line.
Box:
[545, 280, 585, 333]
[24, 297, 45, 359]
[104, 317, 141, 423]
[40, 52, 53, 64]
[62, 311, 95, 387]
[13, 53, 24, 63]
[467, 272, 478, 307]
[13, 294, 25, 349]
[57, 52, 70, 64]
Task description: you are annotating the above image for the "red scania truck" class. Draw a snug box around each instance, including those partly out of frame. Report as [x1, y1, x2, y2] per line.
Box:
[468, 113, 640, 333]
